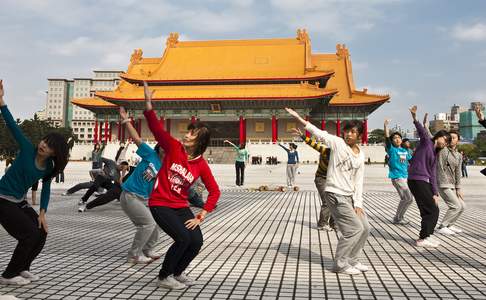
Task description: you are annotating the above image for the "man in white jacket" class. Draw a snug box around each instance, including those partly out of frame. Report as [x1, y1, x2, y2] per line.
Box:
[285, 108, 369, 276]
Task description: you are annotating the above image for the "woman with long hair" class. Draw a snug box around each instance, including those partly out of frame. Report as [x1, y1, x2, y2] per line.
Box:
[0, 80, 69, 285]
[142, 82, 221, 289]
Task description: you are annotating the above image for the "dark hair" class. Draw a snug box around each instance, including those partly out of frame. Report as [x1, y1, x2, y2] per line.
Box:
[93, 143, 100, 151]
[120, 161, 129, 166]
[342, 120, 364, 135]
[187, 121, 211, 157]
[390, 132, 402, 139]
[402, 138, 410, 143]
[239, 143, 246, 149]
[154, 143, 164, 155]
[449, 130, 460, 140]
[432, 130, 451, 144]
[289, 143, 298, 150]
[42, 133, 69, 180]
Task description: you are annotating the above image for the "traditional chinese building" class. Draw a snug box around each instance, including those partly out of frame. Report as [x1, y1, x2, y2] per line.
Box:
[72, 29, 389, 145]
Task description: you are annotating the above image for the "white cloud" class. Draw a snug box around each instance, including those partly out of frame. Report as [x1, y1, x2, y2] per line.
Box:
[451, 22, 486, 42]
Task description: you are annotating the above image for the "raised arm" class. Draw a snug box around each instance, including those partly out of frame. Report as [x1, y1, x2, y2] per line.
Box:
[277, 143, 289, 152]
[119, 107, 142, 146]
[410, 105, 430, 141]
[423, 113, 433, 138]
[142, 81, 174, 152]
[0, 80, 30, 148]
[224, 139, 239, 151]
[475, 105, 486, 128]
[384, 119, 392, 150]
[285, 107, 343, 150]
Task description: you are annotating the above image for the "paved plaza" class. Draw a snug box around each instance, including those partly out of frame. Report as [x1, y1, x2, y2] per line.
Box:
[1, 163, 486, 299]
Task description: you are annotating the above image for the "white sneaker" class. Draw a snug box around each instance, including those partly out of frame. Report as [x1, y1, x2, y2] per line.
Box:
[342, 267, 361, 275]
[62, 192, 71, 196]
[127, 255, 153, 264]
[143, 251, 162, 260]
[78, 204, 86, 212]
[448, 225, 463, 233]
[425, 236, 441, 247]
[174, 273, 197, 286]
[352, 263, 369, 272]
[317, 225, 333, 231]
[438, 227, 456, 235]
[157, 275, 187, 289]
[20, 271, 40, 281]
[0, 276, 31, 285]
[416, 238, 437, 248]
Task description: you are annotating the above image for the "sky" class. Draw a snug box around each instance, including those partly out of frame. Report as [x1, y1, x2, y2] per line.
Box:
[0, 0, 485, 130]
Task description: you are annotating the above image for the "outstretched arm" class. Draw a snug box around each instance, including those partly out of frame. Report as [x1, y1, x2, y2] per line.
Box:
[277, 143, 289, 152]
[142, 81, 174, 152]
[291, 128, 327, 155]
[119, 107, 142, 146]
[0, 80, 30, 148]
[224, 139, 239, 150]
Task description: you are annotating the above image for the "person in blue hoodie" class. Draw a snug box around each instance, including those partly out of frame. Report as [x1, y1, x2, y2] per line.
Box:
[384, 119, 414, 225]
[0, 80, 69, 285]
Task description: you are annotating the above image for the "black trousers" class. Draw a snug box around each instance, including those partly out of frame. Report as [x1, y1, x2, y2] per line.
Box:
[0, 200, 47, 279]
[235, 161, 245, 186]
[86, 185, 122, 210]
[81, 175, 114, 202]
[150, 206, 203, 279]
[408, 180, 439, 240]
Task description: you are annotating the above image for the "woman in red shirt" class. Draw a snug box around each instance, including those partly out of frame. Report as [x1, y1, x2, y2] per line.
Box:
[142, 82, 221, 290]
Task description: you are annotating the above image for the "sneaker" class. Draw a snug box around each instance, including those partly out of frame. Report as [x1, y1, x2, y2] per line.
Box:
[174, 273, 197, 286]
[0, 276, 31, 285]
[77, 199, 85, 205]
[317, 224, 333, 231]
[415, 238, 438, 248]
[20, 271, 40, 281]
[425, 236, 441, 247]
[352, 263, 369, 272]
[341, 267, 361, 276]
[78, 204, 86, 212]
[157, 275, 187, 289]
[143, 251, 162, 260]
[393, 218, 410, 225]
[438, 227, 456, 235]
[448, 225, 463, 233]
[127, 255, 153, 264]
[62, 192, 71, 196]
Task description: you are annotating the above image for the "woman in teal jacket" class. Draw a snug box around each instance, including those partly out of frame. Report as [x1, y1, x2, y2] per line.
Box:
[0, 80, 69, 286]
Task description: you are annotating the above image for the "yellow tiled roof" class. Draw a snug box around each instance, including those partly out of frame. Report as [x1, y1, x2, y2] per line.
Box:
[71, 97, 117, 108]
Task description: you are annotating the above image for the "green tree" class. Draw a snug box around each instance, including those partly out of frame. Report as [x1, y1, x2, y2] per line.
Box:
[368, 128, 385, 144]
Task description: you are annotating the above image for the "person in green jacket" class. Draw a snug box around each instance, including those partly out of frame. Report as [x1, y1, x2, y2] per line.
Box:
[0, 80, 69, 286]
[224, 140, 249, 186]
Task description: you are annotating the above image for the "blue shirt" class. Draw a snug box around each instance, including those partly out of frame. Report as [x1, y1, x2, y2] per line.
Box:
[278, 144, 299, 164]
[385, 138, 412, 179]
[121, 143, 161, 199]
[0, 106, 53, 211]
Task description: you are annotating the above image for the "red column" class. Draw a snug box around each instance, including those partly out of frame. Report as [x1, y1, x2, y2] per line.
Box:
[336, 119, 341, 137]
[239, 116, 246, 145]
[104, 121, 109, 143]
[159, 116, 165, 131]
[109, 122, 113, 142]
[166, 118, 171, 134]
[362, 119, 368, 144]
[191, 116, 196, 124]
[305, 115, 310, 138]
[117, 121, 121, 141]
[93, 119, 99, 143]
[321, 119, 326, 130]
[271, 115, 278, 143]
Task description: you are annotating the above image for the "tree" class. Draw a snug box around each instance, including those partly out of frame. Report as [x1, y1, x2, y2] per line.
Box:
[368, 128, 385, 144]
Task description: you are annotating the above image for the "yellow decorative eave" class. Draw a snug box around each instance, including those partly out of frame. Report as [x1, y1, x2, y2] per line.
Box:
[72, 97, 118, 109]
[95, 84, 337, 102]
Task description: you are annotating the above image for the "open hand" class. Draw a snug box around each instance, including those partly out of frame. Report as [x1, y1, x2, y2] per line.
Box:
[423, 113, 429, 127]
[475, 105, 484, 121]
[143, 81, 155, 110]
[433, 195, 439, 206]
[285, 107, 299, 118]
[38, 211, 48, 233]
[409, 105, 417, 120]
[354, 207, 364, 217]
[384, 119, 391, 127]
[290, 128, 303, 136]
[0, 80, 5, 105]
[119, 107, 129, 121]
[184, 218, 201, 230]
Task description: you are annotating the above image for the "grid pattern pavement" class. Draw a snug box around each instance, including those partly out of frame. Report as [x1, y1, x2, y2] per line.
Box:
[1, 189, 486, 299]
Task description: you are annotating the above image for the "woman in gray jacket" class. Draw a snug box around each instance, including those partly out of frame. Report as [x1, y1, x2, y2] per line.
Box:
[436, 130, 465, 235]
